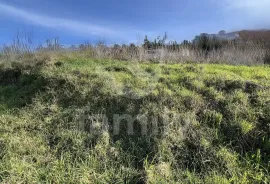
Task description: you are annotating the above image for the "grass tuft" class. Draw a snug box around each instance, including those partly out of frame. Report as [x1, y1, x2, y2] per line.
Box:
[0, 58, 269, 183]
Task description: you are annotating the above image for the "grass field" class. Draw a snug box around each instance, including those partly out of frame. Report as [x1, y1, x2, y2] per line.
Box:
[0, 58, 270, 183]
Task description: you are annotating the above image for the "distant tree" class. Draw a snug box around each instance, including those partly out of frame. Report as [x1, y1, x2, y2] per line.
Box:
[141, 32, 188, 51]
[143, 32, 169, 50]
[128, 43, 137, 55]
[157, 32, 168, 47]
[143, 36, 151, 49]
[113, 44, 121, 49]
[129, 43, 136, 48]
[162, 32, 168, 43]
[195, 34, 223, 52]
[182, 40, 190, 46]
[121, 44, 127, 49]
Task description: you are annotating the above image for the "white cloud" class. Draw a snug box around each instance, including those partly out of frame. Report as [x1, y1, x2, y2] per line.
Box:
[220, 0, 270, 29]
[0, 3, 117, 36]
[226, 0, 270, 16]
[228, 0, 270, 8]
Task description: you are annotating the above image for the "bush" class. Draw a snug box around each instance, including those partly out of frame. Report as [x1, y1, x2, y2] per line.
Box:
[264, 53, 270, 65]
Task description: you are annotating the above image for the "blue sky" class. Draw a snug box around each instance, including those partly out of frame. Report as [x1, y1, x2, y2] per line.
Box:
[0, 0, 270, 45]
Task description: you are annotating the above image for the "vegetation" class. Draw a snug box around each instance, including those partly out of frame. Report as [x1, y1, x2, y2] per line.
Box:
[0, 30, 270, 183]
[2, 30, 270, 65]
[0, 54, 269, 183]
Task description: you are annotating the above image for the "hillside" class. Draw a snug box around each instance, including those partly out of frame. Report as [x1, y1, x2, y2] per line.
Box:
[0, 58, 270, 183]
[200, 29, 270, 42]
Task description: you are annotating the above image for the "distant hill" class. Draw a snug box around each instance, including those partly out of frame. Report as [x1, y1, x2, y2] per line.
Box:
[199, 30, 240, 40]
[199, 29, 270, 43]
[237, 30, 270, 43]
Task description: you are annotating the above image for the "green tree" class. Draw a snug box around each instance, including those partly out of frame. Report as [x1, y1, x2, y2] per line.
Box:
[143, 36, 151, 49]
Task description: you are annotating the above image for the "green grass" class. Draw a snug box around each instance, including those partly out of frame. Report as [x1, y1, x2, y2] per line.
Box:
[0, 58, 270, 183]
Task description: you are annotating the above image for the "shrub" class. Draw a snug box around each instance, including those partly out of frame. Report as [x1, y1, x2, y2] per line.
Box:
[264, 52, 270, 65]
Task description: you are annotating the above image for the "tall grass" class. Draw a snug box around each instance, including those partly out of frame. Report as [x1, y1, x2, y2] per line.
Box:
[0, 36, 269, 65]
[0, 34, 270, 183]
[0, 59, 269, 183]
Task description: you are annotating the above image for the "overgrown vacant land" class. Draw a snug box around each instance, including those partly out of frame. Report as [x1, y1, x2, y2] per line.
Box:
[0, 57, 270, 183]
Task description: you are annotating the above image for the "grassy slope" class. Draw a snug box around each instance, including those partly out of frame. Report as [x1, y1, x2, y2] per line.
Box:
[0, 59, 270, 183]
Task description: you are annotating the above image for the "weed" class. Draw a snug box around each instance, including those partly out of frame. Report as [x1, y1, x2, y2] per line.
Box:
[0, 59, 269, 183]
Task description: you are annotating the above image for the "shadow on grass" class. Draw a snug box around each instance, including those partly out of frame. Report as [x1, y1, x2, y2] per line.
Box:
[1, 63, 270, 183]
[0, 66, 155, 182]
[48, 87, 160, 170]
[0, 67, 48, 113]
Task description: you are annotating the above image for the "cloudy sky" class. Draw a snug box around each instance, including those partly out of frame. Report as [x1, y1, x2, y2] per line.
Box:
[0, 0, 269, 45]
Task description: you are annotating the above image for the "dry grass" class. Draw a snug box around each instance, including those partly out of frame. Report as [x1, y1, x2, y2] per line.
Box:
[0, 37, 269, 65]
